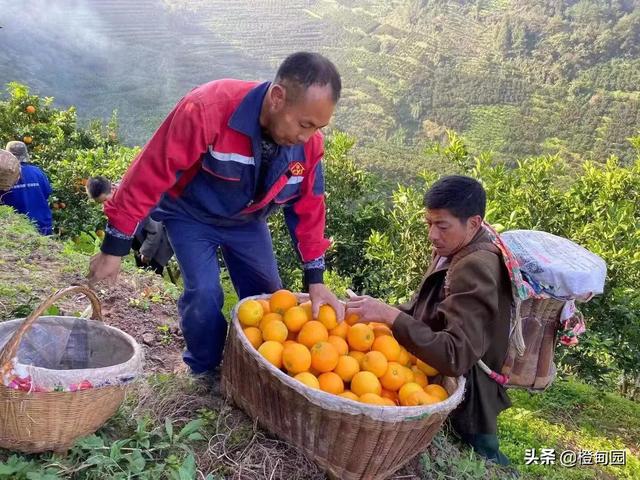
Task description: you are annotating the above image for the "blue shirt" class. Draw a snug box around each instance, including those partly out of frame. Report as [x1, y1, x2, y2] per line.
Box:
[0, 163, 53, 235]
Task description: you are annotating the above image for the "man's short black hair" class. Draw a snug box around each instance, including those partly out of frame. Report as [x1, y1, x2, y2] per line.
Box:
[424, 175, 486, 221]
[275, 52, 341, 103]
[86, 176, 112, 200]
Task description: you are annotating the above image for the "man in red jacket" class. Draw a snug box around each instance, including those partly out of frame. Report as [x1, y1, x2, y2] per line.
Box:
[88, 52, 344, 374]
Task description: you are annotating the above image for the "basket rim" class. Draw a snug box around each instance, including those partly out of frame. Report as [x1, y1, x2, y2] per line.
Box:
[230, 294, 466, 421]
[0, 315, 143, 377]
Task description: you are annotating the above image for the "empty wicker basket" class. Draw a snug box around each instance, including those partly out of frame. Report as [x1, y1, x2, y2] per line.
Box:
[0, 286, 143, 453]
[222, 295, 466, 480]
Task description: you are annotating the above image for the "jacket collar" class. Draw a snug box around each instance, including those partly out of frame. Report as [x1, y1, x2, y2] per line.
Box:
[427, 226, 491, 276]
[228, 81, 271, 139]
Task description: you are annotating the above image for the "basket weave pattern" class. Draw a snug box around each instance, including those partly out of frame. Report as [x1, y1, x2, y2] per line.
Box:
[222, 295, 466, 480]
[503, 297, 564, 390]
[0, 286, 139, 453]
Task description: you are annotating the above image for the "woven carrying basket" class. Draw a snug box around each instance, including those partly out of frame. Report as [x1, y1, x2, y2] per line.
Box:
[503, 297, 564, 391]
[222, 295, 466, 480]
[0, 149, 21, 191]
[0, 286, 141, 453]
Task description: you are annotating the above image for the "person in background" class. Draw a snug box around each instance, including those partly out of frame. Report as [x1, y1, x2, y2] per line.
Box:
[86, 176, 173, 275]
[0, 141, 53, 235]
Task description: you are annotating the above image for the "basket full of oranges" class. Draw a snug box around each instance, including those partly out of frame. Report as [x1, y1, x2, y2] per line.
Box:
[221, 290, 466, 480]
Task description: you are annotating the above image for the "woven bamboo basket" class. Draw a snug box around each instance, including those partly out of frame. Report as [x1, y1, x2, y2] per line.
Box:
[222, 295, 466, 480]
[0, 149, 21, 191]
[0, 286, 143, 453]
[502, 297, 565, 391]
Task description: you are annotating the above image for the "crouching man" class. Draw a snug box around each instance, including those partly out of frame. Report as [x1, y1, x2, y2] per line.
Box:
[346, 175, 512, 465]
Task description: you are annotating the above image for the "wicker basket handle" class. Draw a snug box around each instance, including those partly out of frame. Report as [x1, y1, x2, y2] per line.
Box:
[0, 285, 103, 369]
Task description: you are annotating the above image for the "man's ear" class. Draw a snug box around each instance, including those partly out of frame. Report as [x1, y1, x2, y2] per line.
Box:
[270, 84, 286, 111]
[468, 215, 483, 230]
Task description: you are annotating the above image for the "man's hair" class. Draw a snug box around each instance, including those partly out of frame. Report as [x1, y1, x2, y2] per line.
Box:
[275, 52, 341, 103]
[86, 176, 112, 200]
[424, 175, 486, 221]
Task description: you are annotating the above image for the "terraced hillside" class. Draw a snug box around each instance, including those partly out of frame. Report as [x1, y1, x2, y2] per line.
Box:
[1, 0, 639, 169]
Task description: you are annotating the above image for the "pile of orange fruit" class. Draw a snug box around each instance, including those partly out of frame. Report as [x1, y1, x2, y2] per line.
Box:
[237, 289, 450, 407]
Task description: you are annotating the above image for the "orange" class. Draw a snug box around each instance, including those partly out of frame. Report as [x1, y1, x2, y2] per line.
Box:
[297, 321, 329, 348]
[411, 367, 429, 388]
[259, 312, 283, 331]
[283, 306, 308, 333]
[359, 393, 385, 405]
[310, 341, 339, 373]
[416, 359, 439, 377]
[345, 313, 360, 326]
[317, 305, 338, 330]
[318, 372, 344, 394]
[23, 135, 32, 144]
[243, 327, 262, 350]
[299, 301, 314, 321]
[398, 382, 424, 406]
[404, 391, 439, 406]
[349, 350, 366, 363]
[237, 299, 264, 327]
[408, 352, 417, 365]
[372, 335, 401, 361]
[351, 371, 382, 397]
[380, 362, 405, 391]
[327, 335, 349, 356]
[402, 366, 415, 384]
[257, 299, 270, 315]
[361, 351, 388, 378]
[347, 323, 375, 352]
[258, 341, 284, 369]
[25, 105, 36, 114]
[282, 343, 311, 374]
[329, 321, 349, 339]
[381, 388, 399, 405]
[381, 397, 396, 407]
[338, 391, 359, 401]
[371, 324, 393, 338]
[333, 355, 360, 382]
[294, 372, 319, 389]
[424, 384, 449, 401]
[283, 340, 297, 347]
[262, 320, 288, 343]
[270, 289, 297, 314]
[397, 347, 412, 367]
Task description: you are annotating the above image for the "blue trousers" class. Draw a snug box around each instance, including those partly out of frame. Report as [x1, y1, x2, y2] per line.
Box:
[164, 218, 282, 373]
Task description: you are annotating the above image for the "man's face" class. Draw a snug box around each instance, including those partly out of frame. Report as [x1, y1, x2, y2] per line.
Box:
[425, 208, 481, 257]
[264, 83, 335, 146]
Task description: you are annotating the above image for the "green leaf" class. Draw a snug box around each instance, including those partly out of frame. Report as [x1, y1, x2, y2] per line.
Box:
[177, 419, 203, 440]
[165, 417, 174, 441]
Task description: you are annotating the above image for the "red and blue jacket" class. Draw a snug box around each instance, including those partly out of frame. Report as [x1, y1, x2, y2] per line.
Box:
[101, 80, 330, 283]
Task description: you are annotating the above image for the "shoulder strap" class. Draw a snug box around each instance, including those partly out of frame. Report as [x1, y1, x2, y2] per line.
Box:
[444, 242, 501, 297]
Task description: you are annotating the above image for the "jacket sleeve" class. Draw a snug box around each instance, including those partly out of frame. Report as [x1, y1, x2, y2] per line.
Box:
[101, 95, 212, 256]
[283, 137, 331, 285]
[391, 251, 501, 377]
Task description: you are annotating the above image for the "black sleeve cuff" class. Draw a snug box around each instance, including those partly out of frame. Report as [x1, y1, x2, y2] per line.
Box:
[101, 232, 133, 256]
[303, 268, 324, 289]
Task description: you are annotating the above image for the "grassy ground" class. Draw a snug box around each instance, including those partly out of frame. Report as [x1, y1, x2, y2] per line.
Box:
[0, 206, 637, 479]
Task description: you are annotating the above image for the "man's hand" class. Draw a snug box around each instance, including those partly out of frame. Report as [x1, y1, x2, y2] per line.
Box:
[308, 283, 345, 321]
[345, 294, 401, 327]
[88, 252, 122, 287]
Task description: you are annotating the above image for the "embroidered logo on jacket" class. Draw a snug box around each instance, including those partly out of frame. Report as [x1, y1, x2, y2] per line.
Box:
[289, 161, 305, 176]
